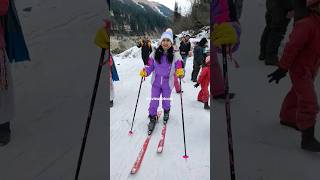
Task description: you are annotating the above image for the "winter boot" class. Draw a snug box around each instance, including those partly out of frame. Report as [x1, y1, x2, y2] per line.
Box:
[301, 126, 320, 152]
[110, 100, 113, 108]
[0, 122, 11, 146]
[148, 115, 157, 135]
[163, 109, 170, 124]
[204, 102, 210, 110]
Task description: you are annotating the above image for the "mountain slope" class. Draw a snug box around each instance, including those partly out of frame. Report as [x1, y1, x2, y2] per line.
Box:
[110, 0, 173, 34]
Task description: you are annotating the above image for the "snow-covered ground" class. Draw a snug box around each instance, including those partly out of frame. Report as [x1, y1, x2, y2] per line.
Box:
[213, 1, 320, 180]
[0, 0, 107, 179]
[110, 32, 210, 179]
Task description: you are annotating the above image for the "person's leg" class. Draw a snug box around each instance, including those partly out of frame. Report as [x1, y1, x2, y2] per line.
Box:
[143, 57, 148, 66]
[0, 49, 14, 146]
[182, 55, 187, 68]
[259, 10, 272, 60]
[279, 87, 298, 129]
[161, 87, 172, 112]
[212, 49, 225, 96]
[174, 74, 181, 93]
[110, 76, 114, 107]
[203, 83, 209, 103]
[291, 72, 320, 151]
[265, 4, 291, 65]
[192, 64, 201, 82]
[198, 87, 204, 102]
[161, 86, 172, 123]
[148, 85, 161, 117]
[191, 62, 196, 81]
[294, 78, 318, 130]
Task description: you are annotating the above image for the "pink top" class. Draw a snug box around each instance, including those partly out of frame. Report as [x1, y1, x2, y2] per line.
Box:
[0, 0, 9, 48]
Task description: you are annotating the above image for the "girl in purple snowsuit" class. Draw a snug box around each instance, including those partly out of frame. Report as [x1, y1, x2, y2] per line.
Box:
[140, 31, 184, 134]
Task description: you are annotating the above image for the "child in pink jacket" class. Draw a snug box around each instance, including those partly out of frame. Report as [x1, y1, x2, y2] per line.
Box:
[268, 0, 320, 152]
[194, 55, 211, 110]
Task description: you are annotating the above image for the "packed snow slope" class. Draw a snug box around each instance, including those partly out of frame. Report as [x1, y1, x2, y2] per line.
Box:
[110, 32, 210, 179]
[0, 0, 107, 179]
[213, 1, 320, 180]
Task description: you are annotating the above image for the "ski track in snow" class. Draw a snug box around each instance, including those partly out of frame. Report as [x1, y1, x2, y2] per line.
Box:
[110, 44, 210, 179]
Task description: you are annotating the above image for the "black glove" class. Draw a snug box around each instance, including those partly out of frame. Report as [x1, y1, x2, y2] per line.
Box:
[267, 68, 287, 84]
[194, 83, 200, 88]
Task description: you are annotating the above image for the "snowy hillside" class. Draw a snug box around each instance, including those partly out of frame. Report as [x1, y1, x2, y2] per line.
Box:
[132, 0, 173, 17]
[110, 30, 210, 179]
[110, 0, 172, 34]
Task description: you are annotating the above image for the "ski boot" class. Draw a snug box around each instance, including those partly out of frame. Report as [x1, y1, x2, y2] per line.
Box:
[301, 126, 320, 152]
[0, 122, 11, 146]
[204, 102, 210, 110]
[148, 115, 157, 135]
[163, 109, 170, 124]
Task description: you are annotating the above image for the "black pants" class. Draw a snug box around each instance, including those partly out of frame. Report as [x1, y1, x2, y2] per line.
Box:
[142, 57, 148, 66]
[260, 0, 291, 62]
[191, 63, 201, 81]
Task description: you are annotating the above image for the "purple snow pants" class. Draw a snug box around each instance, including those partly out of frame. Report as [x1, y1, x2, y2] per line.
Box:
[148, 76, 172, 116]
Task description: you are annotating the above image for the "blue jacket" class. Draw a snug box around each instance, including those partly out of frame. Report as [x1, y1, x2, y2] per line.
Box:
[4, 0, 30, 63]
[110, 55, 119, 81]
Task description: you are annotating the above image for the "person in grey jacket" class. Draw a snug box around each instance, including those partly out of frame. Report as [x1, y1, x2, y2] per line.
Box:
[259, 0, 294, 65]
[191, 38, 207, 82]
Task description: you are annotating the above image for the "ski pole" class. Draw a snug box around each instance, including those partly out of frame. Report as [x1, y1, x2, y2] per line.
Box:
[75, 48, 107, 180]
[222, 45, 236, 180]
[179, 78, 188, 159]
[129, 76, 144, 135]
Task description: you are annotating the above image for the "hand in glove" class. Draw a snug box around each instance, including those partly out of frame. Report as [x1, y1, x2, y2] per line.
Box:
[194, 83, 200, 88]
[139, 68, 147, 77]
[94, 26, 109, 49]
[176, 68, 184, 78]
[212, 22, 237, 47]
[267, 68, 288, 84]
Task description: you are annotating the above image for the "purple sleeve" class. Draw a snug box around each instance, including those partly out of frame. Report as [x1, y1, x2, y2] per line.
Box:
[175, 59, 183, 70]
[145, 57, 155, 76]
[212, 0, 230, 24]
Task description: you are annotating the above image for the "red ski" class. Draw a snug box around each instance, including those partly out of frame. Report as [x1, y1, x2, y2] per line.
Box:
[130, 135, 151, 174]
[130, 111, 162, 174]
[157, 124, 167, 153]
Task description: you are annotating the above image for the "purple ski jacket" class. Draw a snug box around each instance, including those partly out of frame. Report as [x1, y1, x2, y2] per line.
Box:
[145, 51, 183, 90]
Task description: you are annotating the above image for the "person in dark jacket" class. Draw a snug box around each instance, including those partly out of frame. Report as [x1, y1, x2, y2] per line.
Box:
[259, 0, 294, 65]
[191, 38, 207, 82]
[294, 0, 309, 21]
[137, 36, 153, 65]
[179, 35, 191, 68]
